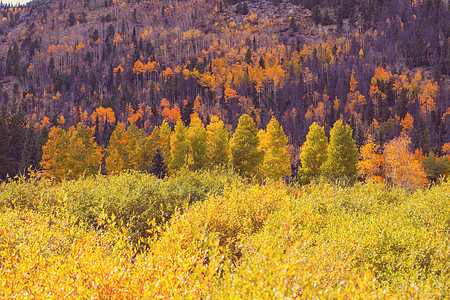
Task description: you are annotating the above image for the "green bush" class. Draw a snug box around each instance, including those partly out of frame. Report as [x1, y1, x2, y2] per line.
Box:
[61, 169, 240, 243]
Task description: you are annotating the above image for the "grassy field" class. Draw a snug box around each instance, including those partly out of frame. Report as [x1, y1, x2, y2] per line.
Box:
[1, 171, 449, 298]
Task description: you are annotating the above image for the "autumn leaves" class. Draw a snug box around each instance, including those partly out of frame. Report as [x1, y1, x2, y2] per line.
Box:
[299, 120, 430, 189]
[40, 111, 440, 189]
[40, 114, 292, 181]
[298, 120, 358, 184]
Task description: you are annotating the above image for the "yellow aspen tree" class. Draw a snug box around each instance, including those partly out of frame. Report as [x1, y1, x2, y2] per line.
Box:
[383, 136, 427, 189]
[41, 125, 102, 180]
[298, 122, 328, 184]
[322, 120, 358, 182]
[262, 117, 291, 180]
[159, 120, 172, 166]
[41, 126, 69, 180]
[187, 115, 207, 171]
[65, 124, 103, 179]
[106, 124, 147, 174]
[169, 119, 188, 174]
[229, 114, 263, 178]
[126, 124, 146, 171]
[419, 81, 438, 117]
[206, 115, 229, 168]
[106, 123, 129, 174]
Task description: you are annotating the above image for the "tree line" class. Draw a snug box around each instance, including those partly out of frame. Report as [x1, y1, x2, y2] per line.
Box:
[0, 0, 447, 155]
[2, 106, 447, 189]
[38, 114, 291, 181]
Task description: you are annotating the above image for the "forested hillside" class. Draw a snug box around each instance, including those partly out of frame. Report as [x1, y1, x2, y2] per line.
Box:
[0, 1, 449, 296]
[0, 0, 449, 180]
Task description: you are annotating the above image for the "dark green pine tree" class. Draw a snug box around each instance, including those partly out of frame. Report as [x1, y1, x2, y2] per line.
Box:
[100, 118, 114, 147]
[20, 125, 41, 173]
[414, 117, 430, 153]
[245, 48, 253, 65]
[5, 42, 20, 76]
[38, 125, 50, 161]
[94, 113, 100, 145]
[422, 152, 450, 183]
[149, 147, 167, 179]
[0, 108, 14, 179]
[68, 12, 76, 26]
[8, 106, 26, 176]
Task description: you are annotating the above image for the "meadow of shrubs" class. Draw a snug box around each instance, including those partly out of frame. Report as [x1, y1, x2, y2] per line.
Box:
[0, 170, 449, 298]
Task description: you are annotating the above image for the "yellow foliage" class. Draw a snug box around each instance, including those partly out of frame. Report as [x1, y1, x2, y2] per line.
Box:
[383, 136, 428, 189]
[249, 13, 258, 22]
[41, 125, 103, 180]
[1, 176, 448, 298]
[419, 81, 438, 116]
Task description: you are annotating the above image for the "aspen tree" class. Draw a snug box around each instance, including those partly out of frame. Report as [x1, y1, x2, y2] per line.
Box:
[384, 136, 427, 189]
[322, 120, 358, 182]
[42, 125, 102, 180]
[169, 119, 188, 174]
[106, 123, 129, 174]
[262, 117, 291, 180]
[206, 115, 229, 168]
[358, 139, 384, 183]
[159, 120, 172, 166]
[187, 115, 207, 171]
[229, 114, 263, 177]
[41, 127, 68, 180]
[66, 124, 103, 179]
[298, 122, 328, 184]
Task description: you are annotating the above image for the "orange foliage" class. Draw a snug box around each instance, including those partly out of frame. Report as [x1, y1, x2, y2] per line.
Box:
[36, 116, 51, 131]
[442, 143, 450, 155]
[128, 108, 143, 125]
[419, 81, 438, 116]
[161, 98, 170, 109]
[224, 84, 237, 101]
[384, 136, 427, 189]
[349, 70, 358, 93]
[133, 60, 146, 75]
[91, 107, 116, 132]
[373, 67, 390, 83]
[400, 113, 414, 136]
[358, 140, 384, 183]
[167, 106, 182, 124]
[113, 34, 123, 46]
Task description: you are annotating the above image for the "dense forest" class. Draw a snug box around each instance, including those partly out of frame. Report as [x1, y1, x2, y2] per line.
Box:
[0, 0, 449, 181]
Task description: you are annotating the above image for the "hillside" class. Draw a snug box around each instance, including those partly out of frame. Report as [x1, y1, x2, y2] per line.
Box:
[0, 1, 449, 296]
[0, 0, 449, 179]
